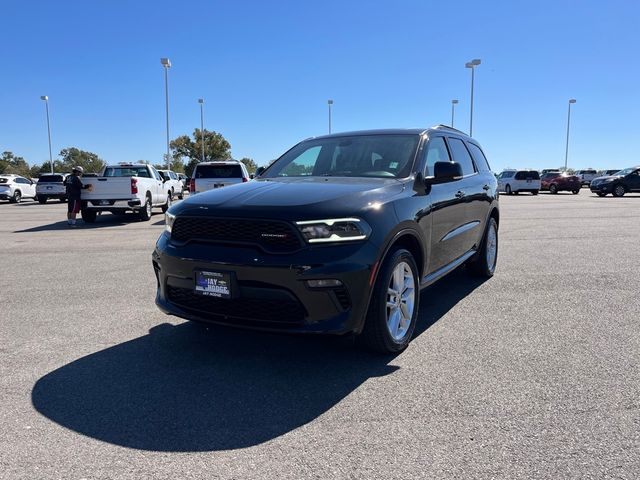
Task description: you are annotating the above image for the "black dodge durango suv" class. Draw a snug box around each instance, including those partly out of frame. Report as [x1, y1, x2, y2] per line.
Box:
[153, 126, 499, 352]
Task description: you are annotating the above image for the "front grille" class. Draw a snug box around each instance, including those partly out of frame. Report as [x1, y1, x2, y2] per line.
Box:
[171, 217, 303, 253]
[167, 286, 307, 326]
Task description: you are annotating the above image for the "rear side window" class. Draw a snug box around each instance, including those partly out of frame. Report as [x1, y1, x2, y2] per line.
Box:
[466, 143, 491, 172]
[38, 175, 64, 183]
[447, 138, 476, 176]
[0, 178, 9, 184]
[515, 171, 540, 180]
[195, 165, 243, 179]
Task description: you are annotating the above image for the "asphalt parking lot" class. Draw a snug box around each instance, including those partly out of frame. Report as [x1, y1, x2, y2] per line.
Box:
[1, 191, 639, 479]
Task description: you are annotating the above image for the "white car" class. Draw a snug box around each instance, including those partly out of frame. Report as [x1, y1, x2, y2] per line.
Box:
[36, 173, 69, 203]
[497, 169, 541, 195]
[190, 160, 250, 194]
[0, 174, 37, 203]
[157, 170, 184, 200]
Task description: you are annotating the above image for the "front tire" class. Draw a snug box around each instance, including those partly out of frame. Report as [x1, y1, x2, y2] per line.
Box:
[613, 184, 625, 197]
[505, 184, 512, 195]
[467, 217, 499, 278]
[360, 248, 419, 354]
[161, 193, 172, 213]
[597, 192, 607, 197]
[532, 190, 539, 195]
[572, 189, 580, 195]
[549, 184, 558, 194]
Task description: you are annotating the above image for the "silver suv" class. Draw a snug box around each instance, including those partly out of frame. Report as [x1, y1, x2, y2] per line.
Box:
[36, 173, 69, 203]
[190, 160, 250, 194]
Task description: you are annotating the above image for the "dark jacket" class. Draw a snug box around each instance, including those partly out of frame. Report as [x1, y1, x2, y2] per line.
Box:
[65, 174, 88, 200]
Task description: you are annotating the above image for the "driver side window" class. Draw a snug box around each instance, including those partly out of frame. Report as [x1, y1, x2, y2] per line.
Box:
[423, 137, 451, 176]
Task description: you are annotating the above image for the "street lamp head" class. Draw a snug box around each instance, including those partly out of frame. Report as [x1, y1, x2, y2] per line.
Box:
[198, 98, 204, 104]
[327, 99, 334, 105]
[452, 99, 459, 104]
[40, 95, 48, 101]
[465, 62, 473, 68]
[569, 99, 576, 104]
[472, 59, 481, 65]
[160, 57, 171, 68]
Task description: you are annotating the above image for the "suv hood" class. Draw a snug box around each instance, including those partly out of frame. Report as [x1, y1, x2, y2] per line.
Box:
[176, 177, 406, 218]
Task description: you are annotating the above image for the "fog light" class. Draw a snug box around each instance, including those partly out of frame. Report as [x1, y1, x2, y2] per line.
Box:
[306, 279, 343, 288]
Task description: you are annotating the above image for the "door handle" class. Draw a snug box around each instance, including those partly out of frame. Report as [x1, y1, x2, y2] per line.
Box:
[483, 184, 490, 191]
[455, 190, 465, 198]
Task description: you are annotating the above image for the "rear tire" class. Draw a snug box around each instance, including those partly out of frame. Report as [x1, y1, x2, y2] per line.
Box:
[38, 196, 48, 204]
[467, 217, 498, 278]
[139, 195, 153, 221]
[532, 190, 539, 195]
[549, 184, 558, 194]
[597, 192, 607, 197]
[360, 248, 419, 354]
[613, 184, 625, 197]
[505, 185, 512, 195]
[81, 209, 97, 223]
[9, 191, 21, 203]
[59, 197, 66, 203]
[572, 189, 580, 195]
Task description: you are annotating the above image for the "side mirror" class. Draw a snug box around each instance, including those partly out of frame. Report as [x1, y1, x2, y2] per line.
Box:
[255, 166, 266, 177]
[249, 173, 255, 179]
[426, 161, 463, 185]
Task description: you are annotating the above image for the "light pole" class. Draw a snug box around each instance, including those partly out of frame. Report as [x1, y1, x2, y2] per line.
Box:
[564, 99, 577, 170]
[40, 95, 54, 174]
[161, 58, 171, 169]
[198, 98, 205, 162]
[451, 99, 459, 128]
[465, 58, 481, 136]
[327, 99, 333, 134]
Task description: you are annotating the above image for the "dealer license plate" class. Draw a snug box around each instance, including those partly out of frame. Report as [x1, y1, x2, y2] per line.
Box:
[194, 271, 232, 298]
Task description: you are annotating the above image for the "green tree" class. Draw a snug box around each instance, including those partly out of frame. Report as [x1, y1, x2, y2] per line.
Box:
[0, 151, 31, 177]
[240, 157, 257, 175]
[58, 147, 106, 173]
[170, 129, 231, 176]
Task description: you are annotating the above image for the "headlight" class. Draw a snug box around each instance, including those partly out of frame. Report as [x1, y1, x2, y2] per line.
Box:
[295, 218, 371, 243]
[165, 212, 176, 234]
[603, 177, 616, 183]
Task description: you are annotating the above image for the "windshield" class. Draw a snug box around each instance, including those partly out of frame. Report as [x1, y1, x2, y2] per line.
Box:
[195, 165, 243, 178]
[613, 167, 635, 176]
[38, 175, 64, 183]
[263, 134, 420, 179]
[103, 166, 152, 178]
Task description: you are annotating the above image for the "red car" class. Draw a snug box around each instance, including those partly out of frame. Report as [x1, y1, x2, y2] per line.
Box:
[540, 172, 581, 194]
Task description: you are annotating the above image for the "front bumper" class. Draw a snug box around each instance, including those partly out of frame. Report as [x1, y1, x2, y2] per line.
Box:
[590, 183, 614, 193]
[152, 232, 379, 335]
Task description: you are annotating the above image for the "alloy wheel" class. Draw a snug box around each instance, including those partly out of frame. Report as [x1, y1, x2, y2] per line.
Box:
[385, 262, 416, 342]
[485, 222, 498, 274]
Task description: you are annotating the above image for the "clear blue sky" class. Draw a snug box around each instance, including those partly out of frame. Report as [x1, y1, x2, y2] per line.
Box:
[2, 0, 639, 171]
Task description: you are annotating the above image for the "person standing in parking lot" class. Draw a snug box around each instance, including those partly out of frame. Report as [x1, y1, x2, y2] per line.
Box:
[64, 166, 92, 226]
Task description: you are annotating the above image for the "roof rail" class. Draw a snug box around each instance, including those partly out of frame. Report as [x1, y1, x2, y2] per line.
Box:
[432, 124, 469, 136]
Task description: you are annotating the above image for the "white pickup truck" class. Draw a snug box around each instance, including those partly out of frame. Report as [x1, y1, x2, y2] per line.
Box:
[80, 164, 173, 222]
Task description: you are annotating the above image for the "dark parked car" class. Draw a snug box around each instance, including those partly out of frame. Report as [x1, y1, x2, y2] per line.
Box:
[153, 126, 500, 353]
[590, 166, 640, 197]
[540, 172, 581, 194]
[601, 169, 621, 177]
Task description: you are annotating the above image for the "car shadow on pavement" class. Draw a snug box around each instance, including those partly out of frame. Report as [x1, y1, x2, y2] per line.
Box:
[31, 268, 485, 452]
[14, 213, 159, 232]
